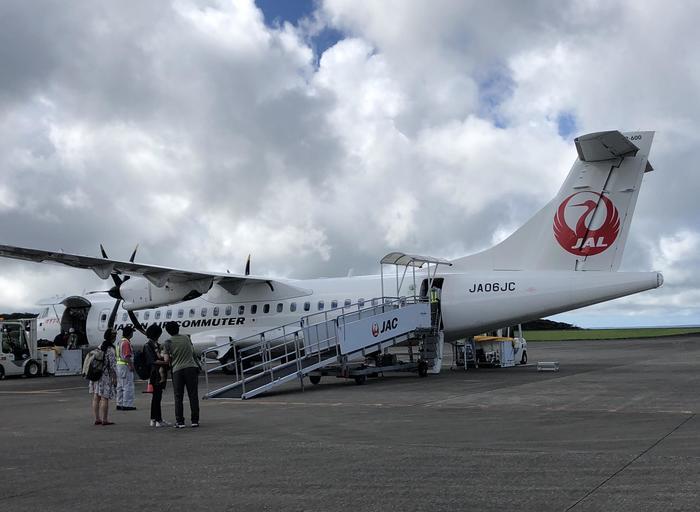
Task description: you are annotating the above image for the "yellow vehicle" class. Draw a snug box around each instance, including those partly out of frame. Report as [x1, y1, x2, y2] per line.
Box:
[473, 325, 527, 367]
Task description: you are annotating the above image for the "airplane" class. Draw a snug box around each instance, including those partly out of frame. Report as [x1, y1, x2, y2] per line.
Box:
[0, 130, 662, 374]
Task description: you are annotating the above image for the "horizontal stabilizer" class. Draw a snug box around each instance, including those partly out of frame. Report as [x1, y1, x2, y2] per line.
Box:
[575, 131, 639, 162]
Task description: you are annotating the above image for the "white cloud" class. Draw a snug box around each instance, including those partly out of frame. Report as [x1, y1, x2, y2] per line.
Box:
[0, 0, 698, 327]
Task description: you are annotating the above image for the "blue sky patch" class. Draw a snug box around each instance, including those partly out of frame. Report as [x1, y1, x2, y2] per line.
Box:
[477, 68, 515, 129]
[557, 111, 577, 138]
[256, 0, 343, 58]
[256, 0, 316, 26]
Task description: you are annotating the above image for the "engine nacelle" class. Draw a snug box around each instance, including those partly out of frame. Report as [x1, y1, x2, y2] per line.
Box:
[119, 277, 212, 310]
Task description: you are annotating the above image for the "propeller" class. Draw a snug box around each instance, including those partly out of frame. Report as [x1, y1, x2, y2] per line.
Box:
[245, 254, 251, 276]
[101, 244, 146, 336]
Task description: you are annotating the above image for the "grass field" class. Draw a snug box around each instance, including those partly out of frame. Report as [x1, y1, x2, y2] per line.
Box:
[524, 327, 700, 341]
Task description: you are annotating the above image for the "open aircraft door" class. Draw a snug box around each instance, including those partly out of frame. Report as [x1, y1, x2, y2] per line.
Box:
[60, 296, 91, 343]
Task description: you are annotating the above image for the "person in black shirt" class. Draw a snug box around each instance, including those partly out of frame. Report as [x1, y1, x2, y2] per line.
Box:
[143, 324, 170, 427]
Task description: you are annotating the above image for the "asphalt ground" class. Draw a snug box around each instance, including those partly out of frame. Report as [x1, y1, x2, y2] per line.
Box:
[1, 336, 700, 511]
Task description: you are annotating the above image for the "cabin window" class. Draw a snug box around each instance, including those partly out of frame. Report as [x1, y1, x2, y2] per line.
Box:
[303, 302, 310, 312]
[251, 305, 258, 314]
[263, 304, 270, 314]
[238, 305, 245, 315]
[276, 303, 283, 313]
[101, 314, 107, 322]
[122, 313, 128, 322]
[290, 302, 297, 312]
[344, 299, 351, 307]
[213, 306, 220, 317]
[225, 306, 232, 316]
[166, 310, 173, 319]
[358, 298, 365, 307]
[144, 311, 150, 320]
[331, 300, 338, 309]
[177, 309, 184, 319]
[318, 301, 324, 311]
[201, 308, 207, 317]
[189, 308, 195, 318]
[155, 310, 161, 320]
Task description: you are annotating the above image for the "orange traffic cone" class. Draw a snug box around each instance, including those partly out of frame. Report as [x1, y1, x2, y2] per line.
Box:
[143, 382, 154, 394]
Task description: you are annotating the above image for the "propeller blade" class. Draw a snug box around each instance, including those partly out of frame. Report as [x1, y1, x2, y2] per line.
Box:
[245, 254, 251, 276]
[129, 244, 139, 263]
[100, 244, 123, 288]
[106, 297, 121, 331]
[127, 310, 146, 336]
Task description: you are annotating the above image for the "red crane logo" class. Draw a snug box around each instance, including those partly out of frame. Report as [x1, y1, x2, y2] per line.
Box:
[553, 191, 620, 256]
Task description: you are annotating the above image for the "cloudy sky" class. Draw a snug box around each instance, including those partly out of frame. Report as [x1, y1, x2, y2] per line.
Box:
[0, 0, 698, 327]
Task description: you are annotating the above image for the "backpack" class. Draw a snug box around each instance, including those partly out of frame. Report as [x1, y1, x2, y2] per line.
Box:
[83, 348, 105, 382]
[134, 349, 151, 380]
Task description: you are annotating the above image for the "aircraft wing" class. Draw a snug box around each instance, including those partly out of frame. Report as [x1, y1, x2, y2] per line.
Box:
[0, 244, 307, 296]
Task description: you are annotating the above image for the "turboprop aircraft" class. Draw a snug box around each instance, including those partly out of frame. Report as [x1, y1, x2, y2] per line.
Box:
[0, 130, 662, 372]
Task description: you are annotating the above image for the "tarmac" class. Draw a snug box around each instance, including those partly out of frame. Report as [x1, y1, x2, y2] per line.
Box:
[1, 335, 700, 511]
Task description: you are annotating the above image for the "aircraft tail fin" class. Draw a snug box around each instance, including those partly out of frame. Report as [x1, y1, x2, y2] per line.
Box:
[453, 131, 655, 272]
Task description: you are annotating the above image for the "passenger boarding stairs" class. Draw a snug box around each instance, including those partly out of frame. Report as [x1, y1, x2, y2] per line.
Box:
[203, 297, 436, 399]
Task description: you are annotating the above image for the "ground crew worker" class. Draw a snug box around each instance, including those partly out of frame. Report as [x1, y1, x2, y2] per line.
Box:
[429, 287, 440, 304]
[67, 328, 78, 349]
[116, 325, 136, 411]
[429, 286, 441, 328]
[1, 328, 11, 354]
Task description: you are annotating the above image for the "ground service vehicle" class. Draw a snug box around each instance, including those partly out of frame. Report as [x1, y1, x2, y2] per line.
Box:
[0, 319, 41, 379]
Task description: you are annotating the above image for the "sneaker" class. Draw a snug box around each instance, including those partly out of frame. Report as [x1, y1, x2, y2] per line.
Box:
[122, 406, 137, 411]
[149, 420, 156, 427]
[190, 423, 199, 428]
[116, 406, 124, 411]
[174, 423, 186, 429]
[155, 421, 171, 428]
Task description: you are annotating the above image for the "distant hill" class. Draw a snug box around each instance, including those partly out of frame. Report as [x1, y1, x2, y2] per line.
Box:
[522, 318, 580, 330]
[0, 312, 38, 320]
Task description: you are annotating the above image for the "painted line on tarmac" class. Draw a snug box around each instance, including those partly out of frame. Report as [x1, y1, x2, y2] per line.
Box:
[206, 399, 406, 408]
[0, 386, 86, 394]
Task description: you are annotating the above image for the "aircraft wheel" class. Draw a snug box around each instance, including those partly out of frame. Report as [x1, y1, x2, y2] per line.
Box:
[220, 357, 236, 375]
[309, 375, 321, 385]
[24, 360, 40, 378]
[354, 374, 367, 385]
[520, 351, 528, 365]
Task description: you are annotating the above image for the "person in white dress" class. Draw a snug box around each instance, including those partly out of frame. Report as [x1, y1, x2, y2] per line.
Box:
[89, 329, 118, 425]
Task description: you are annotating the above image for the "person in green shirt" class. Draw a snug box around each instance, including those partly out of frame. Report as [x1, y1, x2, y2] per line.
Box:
[163, 321, 199, 428]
